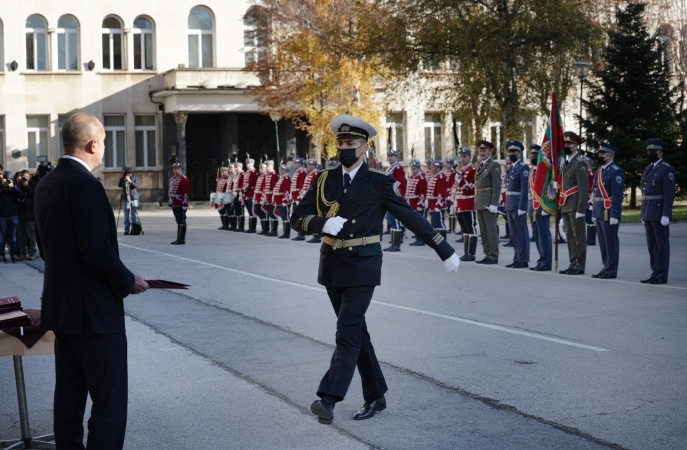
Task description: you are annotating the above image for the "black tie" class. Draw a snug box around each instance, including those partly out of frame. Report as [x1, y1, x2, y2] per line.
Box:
[343, 173, 351, 194]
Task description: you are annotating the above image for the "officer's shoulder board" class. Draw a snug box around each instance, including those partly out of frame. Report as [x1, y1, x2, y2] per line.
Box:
[369, 167, 388, 177]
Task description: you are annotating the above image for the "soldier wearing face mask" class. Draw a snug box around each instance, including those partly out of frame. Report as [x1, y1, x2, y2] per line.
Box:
[504, 140, 529, 268]
[590, 142, 625, 279]
[639, 138, 675, 284]
[558, 131, 588, 275]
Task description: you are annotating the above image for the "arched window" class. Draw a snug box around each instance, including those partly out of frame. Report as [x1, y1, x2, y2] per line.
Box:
[188, 6, 213, 68]
[102, 16, 123, 70]
[26, 15, 48, 71]
[243, 6, 268, 67]
[57, 15, 79, 71]
[133, 16, 155, 70]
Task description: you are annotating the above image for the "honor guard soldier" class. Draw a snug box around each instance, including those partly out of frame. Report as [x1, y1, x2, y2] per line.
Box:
[427, 161, 448, 236]
[559, 131, 589, 275]
[242, 157, 258, 233]
[383, 149, 407, 252]
[254, 163, 268, 235]
[168, 162, 190, 245]
[263, 161, 279, 236]
[224, 164, 236, 230]
[407, 159, 428, 246]
[233, 162, 245, 231]
[474, 140, 501, 264]
[215, 167, 230, 230]
[454, 147, 477, 260]
[529, 145, 552, 271]
[504, 141, 530, 268]
[445, 157, 458, 235]
[298, 159, 321, 243]
[290, 157, 307, 215]
[640, 138, 675, 284]
[274, 163, 292, 238]
[292, 114, 460, 426]
[591, 142, 625, 279]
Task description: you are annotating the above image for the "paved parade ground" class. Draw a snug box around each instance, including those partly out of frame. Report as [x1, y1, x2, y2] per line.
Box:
[2, 206, 686, 449]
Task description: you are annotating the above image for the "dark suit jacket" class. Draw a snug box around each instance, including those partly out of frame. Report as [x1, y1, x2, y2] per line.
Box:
[291, 163, 454, 287]
[640, 160, 675, 222]
[34, 158, 134, 334]
[559, 154, 589, 214]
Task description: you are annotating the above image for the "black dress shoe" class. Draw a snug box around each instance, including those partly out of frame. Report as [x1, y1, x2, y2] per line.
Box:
[292, 235, 305, 241]
[459, 254, 475, 262]
[353, 396, 386, 420]
[559, 268, 572, 275]
[566, 268, 584, 275]
[503, 242, 513, 247]
[505, 263, 515, 268]
[475, 257, 488, 264]
[483, 257, 498, 265]
[311, 399, 334, 425]
[640, 278, 653, 284]
[598, 273, 617, 279]
[511, 262, 528, 269]
[534, 266, 551, 271]
[529, 266, 539, 271]
[648, 278, 667, 285]
[591, 272, 605, 279]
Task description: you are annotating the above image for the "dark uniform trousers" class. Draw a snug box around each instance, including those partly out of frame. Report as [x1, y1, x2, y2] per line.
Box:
[644, 222, 670, 281]
[562, 212, 586, 270]
[476, 209, 498, 259]
[292, 163, 454, 404]
[506, 211, 529, 264]
[597, 221, 620, 276]
[532, 210, 552, 269]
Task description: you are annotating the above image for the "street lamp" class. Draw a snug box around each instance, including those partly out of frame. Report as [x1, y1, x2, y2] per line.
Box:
[572, 61, 592, 146]
[269, 111, 281, 163]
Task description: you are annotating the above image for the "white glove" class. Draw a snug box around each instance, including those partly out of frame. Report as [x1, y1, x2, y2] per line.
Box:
[610, 218, 618, 225]
[488, 205, 498, 214]
[322, 216, 348, 235]
[443, 253, 461, 273]
[661, 216, 670, 226]
[541, 211, 550, 216]
[575, 212, 585, 219]
[518, 209, 526, 216]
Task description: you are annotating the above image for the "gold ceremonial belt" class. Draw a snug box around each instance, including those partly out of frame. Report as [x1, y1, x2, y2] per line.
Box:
[322, 235, 381, 250]
[475, 188, 493, 192]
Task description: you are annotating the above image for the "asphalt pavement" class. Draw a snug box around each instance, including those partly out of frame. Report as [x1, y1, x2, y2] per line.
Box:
[1, 206, 685, 449]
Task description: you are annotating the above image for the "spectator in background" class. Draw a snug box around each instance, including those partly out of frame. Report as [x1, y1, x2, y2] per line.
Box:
[0, 170, 25, 263]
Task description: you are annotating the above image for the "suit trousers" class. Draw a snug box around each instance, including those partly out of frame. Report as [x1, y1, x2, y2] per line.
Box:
[54, 333, 128, 450]
[644, 221, 670, 281]
[506, 211, 530, 264]
[476, 209, 498, 259]
[596, 220, 620, 276]
[562, 211, 586, 270]
[457, 211, 476, 235]
[318, 286, 388, 403]
[533, 213, 552, 269]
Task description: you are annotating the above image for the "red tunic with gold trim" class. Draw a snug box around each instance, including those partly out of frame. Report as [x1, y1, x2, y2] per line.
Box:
[168, 174, 190, 208]
[385, 163, 407, 197]
[454, 163, 475, 212]
[273, 174, 291, 206]
[446, 169, 456, 203]
[406, 171, 427, 211]
[254, 173, 266, 205]
[264, 172, 278, 205]
[427, 172, 448, 211]
[290, 167, 307, 203]
[300, 169, 317, 200]
[242, 168, 258, 200]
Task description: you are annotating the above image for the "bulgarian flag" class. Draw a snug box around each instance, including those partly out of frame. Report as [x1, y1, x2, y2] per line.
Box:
[532, 92, 565, 215]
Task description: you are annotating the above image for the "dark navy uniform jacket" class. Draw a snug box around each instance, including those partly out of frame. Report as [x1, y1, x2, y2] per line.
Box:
[504, 160, 529, 212]
[292, 163, 454, 287]
[591, 162, 625, 221]
[640, 160, 675, 222]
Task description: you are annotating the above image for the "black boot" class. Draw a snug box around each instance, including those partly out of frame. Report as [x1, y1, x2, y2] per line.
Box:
[460, 235, 476, 261]
[171, 225, 181, 244]
[267, 220, 279, 236]
[218, 216, 228, 230]
[237, 215, 245, 232]
[228, 216, 237, 231]
[258, 219, 268, 235]
[438, 229, 447, 239]
[245, 217, 257, 233]
[384, 229, 402, 252]
[587, 225, 596, 246]
[171, 225, 186, 245]
[279, 222, 291, 239]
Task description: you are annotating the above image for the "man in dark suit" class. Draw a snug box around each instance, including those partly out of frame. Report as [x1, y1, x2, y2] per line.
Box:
[34, 113, 148, 450]
[292, 115, 460, 425]
[640, 138, 675, 284]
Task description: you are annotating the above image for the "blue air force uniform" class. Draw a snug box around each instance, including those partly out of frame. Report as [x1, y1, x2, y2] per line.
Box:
[504, 141, 530, 266]
[640, 138, 675, 284]
[591, 143, 625, 278]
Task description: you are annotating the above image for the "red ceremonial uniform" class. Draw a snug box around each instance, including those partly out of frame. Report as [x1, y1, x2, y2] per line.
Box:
[235, 171, 244, 198]
[168, 174, 190, 208]
[446, 170, 456, 203]
[273, 174, 291, 207]
[264, 172, 278, 205]
[406, 171, 427, 211]
[386, 163, 407, 197]
[454, 164, 476, 212]
[242, 168, 258, 200]
[427, 171, 448, 211]
[290, 167, 307, 203]
[254, 173, 266, 205]
[301, 169, 317, 200]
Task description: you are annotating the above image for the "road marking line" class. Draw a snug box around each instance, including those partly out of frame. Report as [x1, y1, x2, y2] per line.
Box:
[122, 245, 610, 352]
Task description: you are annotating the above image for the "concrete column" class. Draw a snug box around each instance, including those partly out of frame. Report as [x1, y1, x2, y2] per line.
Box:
[174, 112, 188, 168]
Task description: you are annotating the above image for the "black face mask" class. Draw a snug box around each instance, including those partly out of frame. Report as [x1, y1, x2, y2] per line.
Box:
[648, 152, 659, 163]
[338, 146, 362, 168]
[597, 156, 606, 165]
[563, 146, 574, 155]
[508, 154, 519, 163]
[529, 157, 538, 166]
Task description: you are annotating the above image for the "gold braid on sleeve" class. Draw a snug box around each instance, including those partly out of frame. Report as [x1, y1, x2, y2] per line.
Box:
[316, 170, 339, 218]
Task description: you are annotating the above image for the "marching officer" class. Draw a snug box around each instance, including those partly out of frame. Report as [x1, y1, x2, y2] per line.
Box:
[168, 162, 190, 245]
[591, 142, 625, 279]
[558, 131, 588, 275]
[383, 149, 407, 252]
[504, 140, 530, 268]
[242, 157, 258, 233]
[407, 159, 428, 246]
[474, 140, 501, 264]
[454, 147, 477, 260]
[273, 163, 292, 238]
[640, 138, 675, 284]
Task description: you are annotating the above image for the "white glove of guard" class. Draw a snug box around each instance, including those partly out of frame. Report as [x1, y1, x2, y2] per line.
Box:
[541, 211, 550, 216]
[322, 216, 348, 235]
[488, 205, 498, 214]
[661, 216, 670, 226]
[610, 218, 619, 226]
[443, 253, 461, 273]
[518, 209, 526, 216]
[575, 212, 585, 219]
